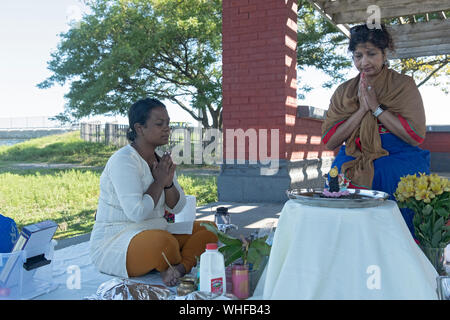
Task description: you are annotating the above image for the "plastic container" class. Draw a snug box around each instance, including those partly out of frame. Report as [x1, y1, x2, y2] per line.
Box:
[0, 241, 57, 300]
[199, 243, 226, 295]
[0, 250, 25, 299]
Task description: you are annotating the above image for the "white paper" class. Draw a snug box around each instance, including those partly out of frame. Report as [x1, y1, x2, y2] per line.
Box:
[175, 195, 196, 223]
[167, 221, 194, 235]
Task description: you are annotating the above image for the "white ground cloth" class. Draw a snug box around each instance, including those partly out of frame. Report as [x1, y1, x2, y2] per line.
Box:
[34, 241, 171, 300]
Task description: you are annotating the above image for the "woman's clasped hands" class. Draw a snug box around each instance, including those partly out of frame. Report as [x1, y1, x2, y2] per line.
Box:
[150, 152, 176, 189]
[358, 72, 379, 114]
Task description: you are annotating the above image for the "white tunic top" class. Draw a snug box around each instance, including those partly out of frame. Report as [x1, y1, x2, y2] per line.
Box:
[89, 144, 186, 278]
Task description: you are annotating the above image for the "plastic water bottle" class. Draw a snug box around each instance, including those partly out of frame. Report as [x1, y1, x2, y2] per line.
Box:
[199, 243, 226, 295]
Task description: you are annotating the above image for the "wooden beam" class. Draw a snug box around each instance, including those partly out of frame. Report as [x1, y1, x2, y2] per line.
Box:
[389, 19, 450, 38]
[395, 38, 449, 49]
[394, 31, 450, 45]
[306, 0, 351, 37]
[322, 0, 450, 24]
[388, 20, 450, 56]
[389, 44, 450, 59]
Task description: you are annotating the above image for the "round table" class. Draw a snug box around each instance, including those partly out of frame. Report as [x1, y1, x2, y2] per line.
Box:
[254, 200, 438, 300]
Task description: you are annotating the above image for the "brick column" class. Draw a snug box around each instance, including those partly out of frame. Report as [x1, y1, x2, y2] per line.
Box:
[218, 0, 298, 202]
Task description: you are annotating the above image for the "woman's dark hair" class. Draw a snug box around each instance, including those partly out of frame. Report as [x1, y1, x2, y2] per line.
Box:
[348, 23, 394, 53]
[126, 98, 166, 141]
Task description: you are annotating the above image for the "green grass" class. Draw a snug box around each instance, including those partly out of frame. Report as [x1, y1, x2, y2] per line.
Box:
[0, 168, 100, 239]
[0, 132, 218, 239]
[178, 175, 218, 205]
[0, 131, 118, 167]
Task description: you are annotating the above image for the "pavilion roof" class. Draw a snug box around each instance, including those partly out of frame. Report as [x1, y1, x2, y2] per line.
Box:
[307, 0, 450, 58]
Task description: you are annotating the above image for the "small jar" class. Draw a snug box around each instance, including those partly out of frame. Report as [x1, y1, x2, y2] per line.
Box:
[177, 276, 197, 296]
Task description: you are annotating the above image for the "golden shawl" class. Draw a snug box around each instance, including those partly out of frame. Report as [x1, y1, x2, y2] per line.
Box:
[322, 66, 426, 188]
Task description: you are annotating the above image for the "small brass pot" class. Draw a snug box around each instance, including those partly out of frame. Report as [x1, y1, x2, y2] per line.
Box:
[177, 276, 197, 296]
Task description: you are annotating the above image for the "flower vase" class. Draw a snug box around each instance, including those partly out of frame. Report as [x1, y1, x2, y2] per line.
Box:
[420, 245, 447, 276]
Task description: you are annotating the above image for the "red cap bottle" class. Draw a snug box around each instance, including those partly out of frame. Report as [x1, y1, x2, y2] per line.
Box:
[206, 243, 218, 250]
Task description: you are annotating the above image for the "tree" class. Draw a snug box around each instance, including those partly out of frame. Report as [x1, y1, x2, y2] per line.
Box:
[391, 55, 449, 93]
[39, 0, 222, 128]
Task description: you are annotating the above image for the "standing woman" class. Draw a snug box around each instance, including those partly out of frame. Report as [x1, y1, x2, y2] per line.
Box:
[89, 98, 218, 286]
[322, 24, 430, 237]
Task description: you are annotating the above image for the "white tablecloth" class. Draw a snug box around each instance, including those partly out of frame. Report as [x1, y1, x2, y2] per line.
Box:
[257, 200, 438, 300]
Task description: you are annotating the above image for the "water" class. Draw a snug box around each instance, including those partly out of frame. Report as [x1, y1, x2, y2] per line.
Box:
[0, 139, 28, 146]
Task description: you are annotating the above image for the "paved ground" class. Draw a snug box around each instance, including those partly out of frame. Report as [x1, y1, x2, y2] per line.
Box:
[11, 163, 103, 170]
[10, 163, 221, 176]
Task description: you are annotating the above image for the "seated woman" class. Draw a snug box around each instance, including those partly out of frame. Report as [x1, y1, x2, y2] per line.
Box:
[322, 24, 430, 237]
[89, 98, 218, 286]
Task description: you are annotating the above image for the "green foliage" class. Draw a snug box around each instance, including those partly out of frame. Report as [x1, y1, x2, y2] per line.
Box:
[390, 56, 449, 93]
[399, 190, 450, 248]
[200, 223, 271, 270]
[39, 0, 222, 128]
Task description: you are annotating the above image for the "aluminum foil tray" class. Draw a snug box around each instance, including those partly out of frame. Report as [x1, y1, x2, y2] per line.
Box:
[286, 188, 390, 208]
[84, 278, 224, 300]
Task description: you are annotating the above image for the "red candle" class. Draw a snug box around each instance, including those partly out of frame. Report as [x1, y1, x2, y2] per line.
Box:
[232, 264, 249, 299]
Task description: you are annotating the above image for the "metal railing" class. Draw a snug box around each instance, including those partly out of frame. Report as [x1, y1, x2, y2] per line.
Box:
[0, 116, 73, 129]
[80, 122, 202, 147]
[80, 122, 129, 146]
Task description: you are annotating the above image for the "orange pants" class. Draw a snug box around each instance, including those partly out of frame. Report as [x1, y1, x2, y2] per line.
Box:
[126, 221, 218, 277]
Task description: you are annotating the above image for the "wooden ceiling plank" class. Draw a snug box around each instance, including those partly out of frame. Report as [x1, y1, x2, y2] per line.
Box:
[305, 0, 351, 37]
[390, 43, 450, 59]
[389, 19, 450, 36]
[395, 38, 450, 49]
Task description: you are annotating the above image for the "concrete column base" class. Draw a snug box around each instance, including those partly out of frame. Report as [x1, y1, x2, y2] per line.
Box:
[218, 161, 291, 203]
[288, 157, 334, 190]
[217, 158, 334, 202]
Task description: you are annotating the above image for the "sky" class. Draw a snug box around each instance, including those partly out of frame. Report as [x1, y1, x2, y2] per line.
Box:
[0, 0, 449, 126]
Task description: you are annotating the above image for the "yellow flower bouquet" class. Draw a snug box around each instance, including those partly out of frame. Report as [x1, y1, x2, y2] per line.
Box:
[394, 173, 450, 248]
